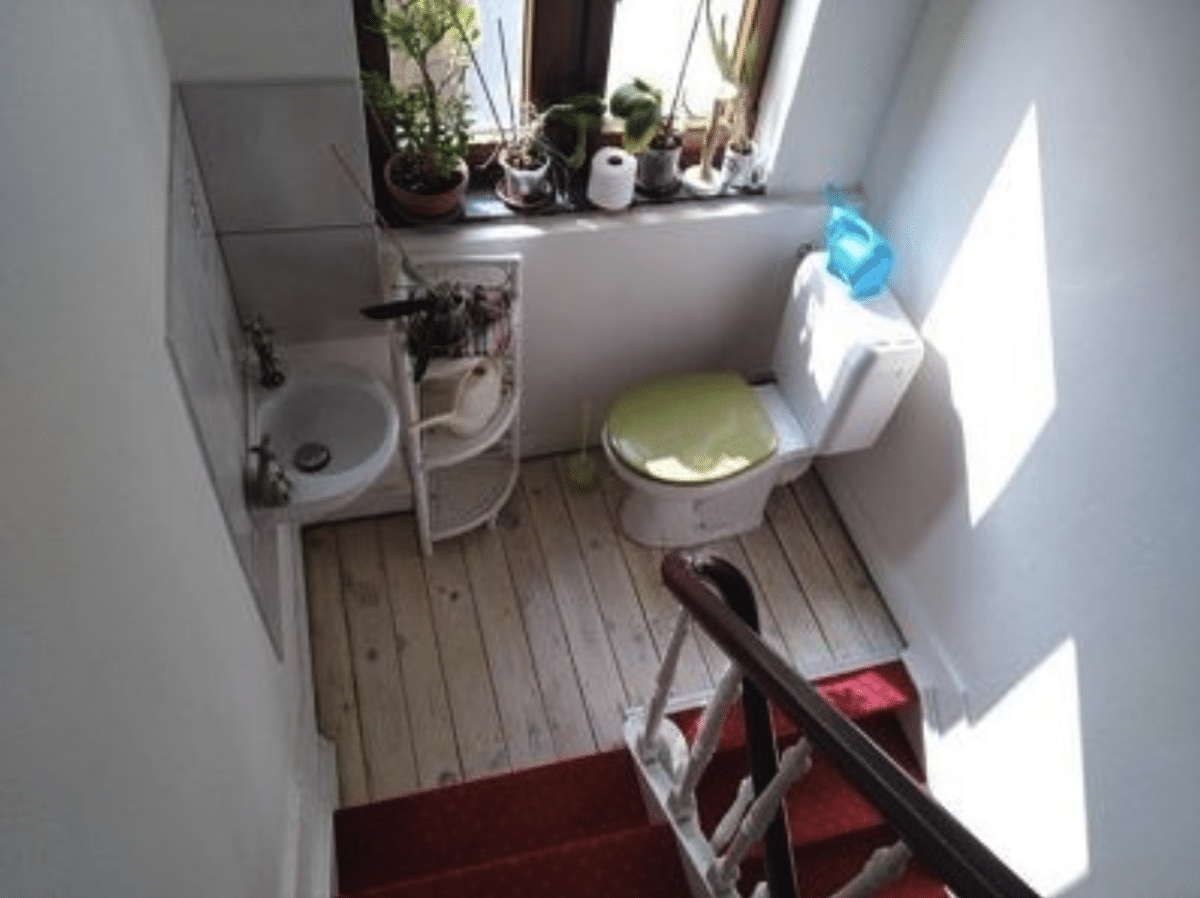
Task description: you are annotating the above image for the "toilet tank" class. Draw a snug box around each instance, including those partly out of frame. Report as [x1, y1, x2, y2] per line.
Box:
[772, 251, 923, 454]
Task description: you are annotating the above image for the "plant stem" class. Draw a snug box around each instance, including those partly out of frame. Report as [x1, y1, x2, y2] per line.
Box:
[498, 19, 518, 140]
[453, 11, 510, 146]
[417, 55, 443, 168]
[665, 0, 706, 136]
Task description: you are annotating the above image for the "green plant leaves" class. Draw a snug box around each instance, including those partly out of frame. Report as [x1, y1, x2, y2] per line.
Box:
[609, 79, 661, 118]
[365, 0, 477, 185]
[609, 79, 664, 153]
[541, 94, 606, 169]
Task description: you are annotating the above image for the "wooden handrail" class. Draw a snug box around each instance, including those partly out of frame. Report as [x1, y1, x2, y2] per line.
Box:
[692, 555, 796, 898]
[661, 551, 1041, 898]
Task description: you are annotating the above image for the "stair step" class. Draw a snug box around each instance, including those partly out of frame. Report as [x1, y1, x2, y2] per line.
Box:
[334, 662, 935, 898]
[696, 714, 923, 850]
[734, 828, 946, 898]
[672, 660, 918, 753]
[793, 831, 946, 898]
[340, 824, 691, 898]
[335, 749, 648, 894]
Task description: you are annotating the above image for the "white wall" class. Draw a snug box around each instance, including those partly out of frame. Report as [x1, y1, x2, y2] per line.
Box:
[145, 0, 928, 462]
[151, 0, 359, 81]
[821, 1, 1200, 894]
[760, 0, 926, 195]
[399, 200, 826, 453]
[0, 3, 322, 897]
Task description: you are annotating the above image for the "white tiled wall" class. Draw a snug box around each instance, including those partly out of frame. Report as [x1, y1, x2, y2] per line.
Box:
[219, 226, 381, 343]
[179, 80, 374, 232]
[166, 96, 282, 655]
[180, 80, 383, 344]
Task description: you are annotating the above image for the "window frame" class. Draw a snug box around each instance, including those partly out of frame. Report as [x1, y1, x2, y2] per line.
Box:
[528, 0, 782, 157]
[354, 0, 783, 222]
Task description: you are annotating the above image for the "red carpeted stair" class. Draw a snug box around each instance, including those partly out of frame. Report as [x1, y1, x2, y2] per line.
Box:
[672, 661, 944, 896]
[334, 661, 945, 898]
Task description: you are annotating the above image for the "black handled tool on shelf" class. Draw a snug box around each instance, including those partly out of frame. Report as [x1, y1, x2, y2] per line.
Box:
[359, 298, 438, 320]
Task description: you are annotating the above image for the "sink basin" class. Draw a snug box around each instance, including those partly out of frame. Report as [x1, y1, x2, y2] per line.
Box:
[254, 361, 400, 520]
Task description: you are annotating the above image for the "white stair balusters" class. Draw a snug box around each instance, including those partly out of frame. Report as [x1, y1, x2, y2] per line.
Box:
[707, 739, 813, 895]
[637, 608, 693, 766]
[710, 776, 755, 855]
[826, 841, 914, 898]
[669, 662, 743, 821]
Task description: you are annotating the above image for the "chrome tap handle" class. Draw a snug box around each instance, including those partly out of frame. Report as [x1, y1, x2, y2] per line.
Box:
[247, 435, 292, 507]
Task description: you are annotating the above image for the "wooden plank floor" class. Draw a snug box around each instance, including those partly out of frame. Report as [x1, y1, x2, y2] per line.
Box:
[301, 454, 904, 808]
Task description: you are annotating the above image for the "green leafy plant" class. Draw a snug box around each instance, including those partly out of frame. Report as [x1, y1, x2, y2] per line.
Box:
[505, 94, 606, 171]
[609, 0, 709, 156]
[608, 78, 670, 154]
[362, 0, 479, 192]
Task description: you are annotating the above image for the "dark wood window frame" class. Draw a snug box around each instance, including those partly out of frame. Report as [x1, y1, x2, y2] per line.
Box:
[354, 0, 783, 224]
[529, 0, 781, 127]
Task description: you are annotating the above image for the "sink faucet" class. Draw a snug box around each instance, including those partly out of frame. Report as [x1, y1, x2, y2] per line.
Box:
[246, 315, 286, 389]
[247, 435, 292, 507]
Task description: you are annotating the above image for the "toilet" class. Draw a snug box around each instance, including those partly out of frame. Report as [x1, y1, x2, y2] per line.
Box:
[602, 251, 924, 547]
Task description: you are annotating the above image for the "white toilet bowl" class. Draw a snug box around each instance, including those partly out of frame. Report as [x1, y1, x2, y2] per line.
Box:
[603, 380, 811, 546]
[603, 252, 923, 548]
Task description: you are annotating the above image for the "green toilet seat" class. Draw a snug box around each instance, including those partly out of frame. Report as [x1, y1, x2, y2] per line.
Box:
[606, 372, 778, 484]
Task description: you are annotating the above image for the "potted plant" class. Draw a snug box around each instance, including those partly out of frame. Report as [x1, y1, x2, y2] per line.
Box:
[497, 94, 606, 207]
[361, 0, 479, 221]
[497, 107, 552, 205]
[708, 0, 758, 191]
[608, 78, 683, 196]
[681, 1, 760, 196]
[681, 96, 725, 196]
[606, 0, 715, 198]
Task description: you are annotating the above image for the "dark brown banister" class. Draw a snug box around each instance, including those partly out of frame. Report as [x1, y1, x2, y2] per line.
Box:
[694, 554, 797, 898]
[661, 550, 1041, 898]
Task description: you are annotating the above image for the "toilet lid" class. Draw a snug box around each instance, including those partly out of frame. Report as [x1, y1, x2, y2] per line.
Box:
[607, 372, 778, 484]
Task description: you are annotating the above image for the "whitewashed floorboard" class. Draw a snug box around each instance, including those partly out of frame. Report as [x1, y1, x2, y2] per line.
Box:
[304, 461, 903, 806]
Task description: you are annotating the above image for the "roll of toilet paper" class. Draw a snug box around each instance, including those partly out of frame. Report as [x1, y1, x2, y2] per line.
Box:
[587, 148, 636, 210]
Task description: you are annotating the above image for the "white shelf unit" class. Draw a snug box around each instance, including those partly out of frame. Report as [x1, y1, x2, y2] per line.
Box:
[392, 255, 522, 555]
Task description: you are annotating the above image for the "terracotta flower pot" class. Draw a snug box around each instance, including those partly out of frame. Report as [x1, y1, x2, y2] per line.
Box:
[384, 156, 469, 221]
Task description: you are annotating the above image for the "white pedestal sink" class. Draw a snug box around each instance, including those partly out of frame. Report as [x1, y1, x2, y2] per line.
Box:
[253, 361, 400, 523]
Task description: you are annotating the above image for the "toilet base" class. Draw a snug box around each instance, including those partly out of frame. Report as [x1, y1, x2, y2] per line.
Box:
[617, 461, 809, 548]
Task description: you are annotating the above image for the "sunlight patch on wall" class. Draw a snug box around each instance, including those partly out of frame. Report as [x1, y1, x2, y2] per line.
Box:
[930, 638, 1090, 894]
[922, 104, 1056, 525]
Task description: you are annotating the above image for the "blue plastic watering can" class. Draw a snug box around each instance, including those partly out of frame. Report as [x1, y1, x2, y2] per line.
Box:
[823, 185, 893, 299]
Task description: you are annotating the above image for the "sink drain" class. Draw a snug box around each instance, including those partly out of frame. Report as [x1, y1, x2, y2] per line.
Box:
[294, 442, 332, 473]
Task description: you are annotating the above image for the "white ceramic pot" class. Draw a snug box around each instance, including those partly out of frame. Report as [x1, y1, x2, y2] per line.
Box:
[721, 143, 756, 191]
[501, 153, 551, 201]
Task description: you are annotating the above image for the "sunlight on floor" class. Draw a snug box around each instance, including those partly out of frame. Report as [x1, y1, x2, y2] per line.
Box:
[929, 637, 1089, 895]
[922, 103, 1056, 525]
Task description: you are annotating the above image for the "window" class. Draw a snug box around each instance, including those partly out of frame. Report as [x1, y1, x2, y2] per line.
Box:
[526, 0, 780, 138]
[354, 0, 782, 220]
[606, 0, 746, 131]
